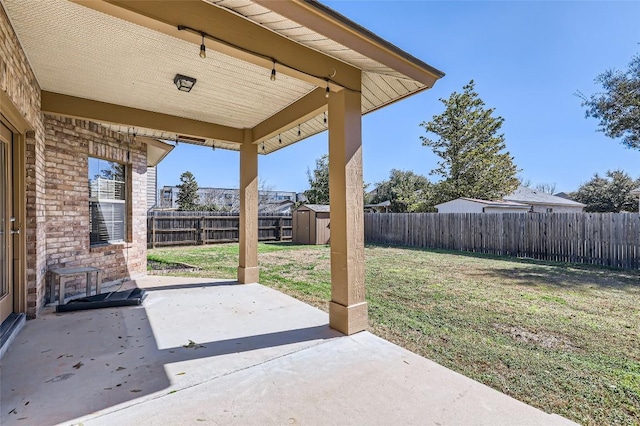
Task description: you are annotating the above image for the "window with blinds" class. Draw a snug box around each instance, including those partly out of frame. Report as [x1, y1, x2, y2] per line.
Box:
[89, 158, 126, 245]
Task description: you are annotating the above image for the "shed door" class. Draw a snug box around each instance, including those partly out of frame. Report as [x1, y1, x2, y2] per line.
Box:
[296, 211, 311, 244]
[0, 122, 13, 324]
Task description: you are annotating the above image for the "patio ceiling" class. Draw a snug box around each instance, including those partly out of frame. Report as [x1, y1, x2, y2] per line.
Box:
[3, 0, 444, 154]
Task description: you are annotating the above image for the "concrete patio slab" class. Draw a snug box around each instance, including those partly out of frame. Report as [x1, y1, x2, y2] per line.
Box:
[1, 276, 576, 426]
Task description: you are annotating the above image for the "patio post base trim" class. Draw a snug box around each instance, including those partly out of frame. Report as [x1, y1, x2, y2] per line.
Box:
[329, 301, 368, 335]
[237, 266, 259, 284]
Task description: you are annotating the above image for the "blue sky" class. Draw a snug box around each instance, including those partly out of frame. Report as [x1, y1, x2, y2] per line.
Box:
[157, 1, 640, 194]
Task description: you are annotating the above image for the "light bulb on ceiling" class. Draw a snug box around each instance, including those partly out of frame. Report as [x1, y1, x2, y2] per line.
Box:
[270, 60, 276, 82]
[325, 80, 330, 98]
[199, 34, 206, 59]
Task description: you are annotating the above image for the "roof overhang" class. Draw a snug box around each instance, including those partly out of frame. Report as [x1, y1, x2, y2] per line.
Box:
[142, 137, 174, 167]
[2, 0, 444, 154]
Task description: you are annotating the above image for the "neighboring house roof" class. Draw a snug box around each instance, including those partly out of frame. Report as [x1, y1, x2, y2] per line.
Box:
[630, 187, 640, 196]
[504, 187, 585, 207]
[435, 198, 530, 209]
[299, 204, 330, 213]
[364, 200, 391, 208]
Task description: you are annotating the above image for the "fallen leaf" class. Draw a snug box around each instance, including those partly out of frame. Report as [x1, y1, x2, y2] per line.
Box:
[176, 372, 186, 376]
[116, 367, 126, 371]
[73, 362, 83, 369]
[130, 389, 142, 393]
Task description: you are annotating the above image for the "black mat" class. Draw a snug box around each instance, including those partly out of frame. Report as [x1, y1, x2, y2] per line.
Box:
[56, 288, 146, 313]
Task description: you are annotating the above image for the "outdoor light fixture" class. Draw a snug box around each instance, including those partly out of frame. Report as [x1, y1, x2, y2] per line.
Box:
[325, 79, 330, 98]
[199, 34, 206, 59]
[174, 74, 197, 92]
[270, 60, 277, 81]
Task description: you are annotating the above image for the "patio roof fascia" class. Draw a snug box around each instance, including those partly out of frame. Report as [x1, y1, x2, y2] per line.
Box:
[41, 91, 245, 145]
[72, 0, 362, 93]
[255, 0, 446, 86]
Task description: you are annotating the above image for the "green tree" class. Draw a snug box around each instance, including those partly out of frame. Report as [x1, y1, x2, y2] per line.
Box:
[304, 154, 330, 204]
[420, 80, 520, 202]
[580, 55, 640, 149]
[372, 169, 435, 212]
[176, 171, 200, 211]
[572, 170, 639, 212]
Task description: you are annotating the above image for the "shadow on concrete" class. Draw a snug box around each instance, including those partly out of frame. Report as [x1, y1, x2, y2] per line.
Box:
[1, 280, 338, 425]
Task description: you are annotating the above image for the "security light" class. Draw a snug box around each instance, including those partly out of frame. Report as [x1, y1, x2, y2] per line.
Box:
[174, 74, 196, 92]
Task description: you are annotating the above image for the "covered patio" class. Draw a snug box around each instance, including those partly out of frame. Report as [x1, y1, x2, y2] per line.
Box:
[0, 1, 576, 424]
[1, 0, 447, 334]
[1, 276, 574, 425]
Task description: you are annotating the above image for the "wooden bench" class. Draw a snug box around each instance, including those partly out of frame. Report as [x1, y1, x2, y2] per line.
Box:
[49, 267, 103, 305]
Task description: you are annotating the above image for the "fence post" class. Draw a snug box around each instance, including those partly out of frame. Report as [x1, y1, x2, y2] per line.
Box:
[200, 216, 206, 245]
[151, 216, 156, 249]
[277, 217, 283, 241]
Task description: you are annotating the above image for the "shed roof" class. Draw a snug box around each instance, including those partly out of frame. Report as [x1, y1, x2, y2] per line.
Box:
[4, 0, 444, 154]
[504, 187, 585, 207]
[299, 204, 330, 213]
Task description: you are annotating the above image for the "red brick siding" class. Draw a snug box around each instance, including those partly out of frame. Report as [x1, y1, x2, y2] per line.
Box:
[44, 115, 147, 300]
[0, 4, 47, 318]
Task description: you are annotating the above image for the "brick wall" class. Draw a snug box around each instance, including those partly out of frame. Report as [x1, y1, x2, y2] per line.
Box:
[0, 4, 47, 318]
[44, 115, 148, 301]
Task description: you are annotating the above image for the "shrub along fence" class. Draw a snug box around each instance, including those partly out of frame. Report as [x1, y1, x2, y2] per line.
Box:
[364, 212, 640, 269]
[148, 211, 292, 248]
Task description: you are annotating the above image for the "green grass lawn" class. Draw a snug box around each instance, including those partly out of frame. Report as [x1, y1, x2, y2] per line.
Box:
[148, 242, 640, 425]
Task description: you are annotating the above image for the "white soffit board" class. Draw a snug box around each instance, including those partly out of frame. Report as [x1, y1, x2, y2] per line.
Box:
[3, 0, 315, 129]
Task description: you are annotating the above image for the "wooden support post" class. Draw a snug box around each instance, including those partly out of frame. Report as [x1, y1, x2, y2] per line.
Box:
[238, 140, 259, 283]
[328, 85, 368, 335]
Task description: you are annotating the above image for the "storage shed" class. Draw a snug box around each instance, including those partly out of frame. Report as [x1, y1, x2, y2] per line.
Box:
[292, 204, 330, 245]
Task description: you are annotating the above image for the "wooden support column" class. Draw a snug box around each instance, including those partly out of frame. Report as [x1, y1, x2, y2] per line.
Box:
[328, 86, 367, 335]
[238, 139, 259, 283]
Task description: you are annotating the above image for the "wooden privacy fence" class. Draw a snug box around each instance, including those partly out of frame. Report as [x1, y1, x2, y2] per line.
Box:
[364, 212, 640, 269]
[148, 212, 292, 248]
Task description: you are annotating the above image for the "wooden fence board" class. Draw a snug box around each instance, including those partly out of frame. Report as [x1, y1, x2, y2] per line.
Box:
[148, 213, 292, 248]
[363, 212, 640, 270]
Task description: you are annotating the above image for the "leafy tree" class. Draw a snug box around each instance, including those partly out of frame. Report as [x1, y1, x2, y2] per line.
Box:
[420, 80, 520, 202]
[176, 171, 200, 211]
[304, 154, 329, 204]
[303, 154, 370, 205]
[572, 170, 640, 212]
[580, 55, 640, 149]
[372, 169, 435, 212]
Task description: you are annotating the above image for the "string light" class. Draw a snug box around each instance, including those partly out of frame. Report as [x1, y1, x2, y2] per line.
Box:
[323, 112, 327, 124]
[176, 25, 359, 94]
[297, 124, 301, 137]
[278, 134, 282, 144]
[262, 143, 266, 152]
[199, 33, 206, 59]
[212, 142, 215, 151]
[325, 79, 330, 98]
